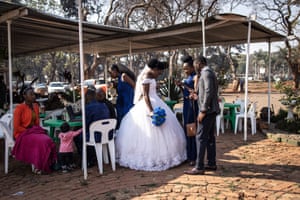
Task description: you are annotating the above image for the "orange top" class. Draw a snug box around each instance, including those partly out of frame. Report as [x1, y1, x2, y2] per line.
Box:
[13, 103, 40, 139]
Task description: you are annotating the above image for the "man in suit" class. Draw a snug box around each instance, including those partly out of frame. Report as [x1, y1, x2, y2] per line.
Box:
[184, 56, 220, 175]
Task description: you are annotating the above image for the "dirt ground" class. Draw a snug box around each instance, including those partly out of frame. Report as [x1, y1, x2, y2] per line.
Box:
[0, 81, 299, 200]
[221, 81, 284, 115]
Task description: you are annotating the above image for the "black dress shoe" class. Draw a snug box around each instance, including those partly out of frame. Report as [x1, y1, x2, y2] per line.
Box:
[204, 165, 217, 171]
[184, 168, 205, 175]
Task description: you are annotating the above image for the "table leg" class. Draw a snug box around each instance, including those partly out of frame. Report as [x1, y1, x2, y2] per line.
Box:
[230, 108, 236, 130]
[49, 127, 55, 140]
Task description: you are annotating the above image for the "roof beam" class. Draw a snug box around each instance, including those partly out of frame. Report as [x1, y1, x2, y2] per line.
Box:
[129, 25, 202, 41]
[0, 7, 28, 23]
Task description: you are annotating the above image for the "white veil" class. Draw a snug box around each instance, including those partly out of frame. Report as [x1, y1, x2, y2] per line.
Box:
[133, 65, 150, 104]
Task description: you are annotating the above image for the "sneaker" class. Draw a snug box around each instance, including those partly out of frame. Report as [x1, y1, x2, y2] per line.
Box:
[61, 165, 69, 173]
[69, 163, 77, 169]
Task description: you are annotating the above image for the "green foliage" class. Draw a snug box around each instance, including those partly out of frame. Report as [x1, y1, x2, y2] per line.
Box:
[159, 78, 182, 102]
[272, 108, 300, 134]
[275, 119, 300, 134]
[271, 108, 288, 123]
[216, 69, 229, 88]
[275, 81, 300, 115]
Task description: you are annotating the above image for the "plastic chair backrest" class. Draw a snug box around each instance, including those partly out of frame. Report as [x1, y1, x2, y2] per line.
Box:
[248, 102, 257, 116]
[218, 101, 224, 117]
[219, 97, 226, 103]
[45, 109, 64, 120]
[89, 119, 117, 144]
[0, 113, 13, 130]
[234, 99, 246, 114]
[0, 121, 14, 146]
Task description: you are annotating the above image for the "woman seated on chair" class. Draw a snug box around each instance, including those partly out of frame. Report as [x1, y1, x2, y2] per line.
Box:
[12, 87, 57, 174]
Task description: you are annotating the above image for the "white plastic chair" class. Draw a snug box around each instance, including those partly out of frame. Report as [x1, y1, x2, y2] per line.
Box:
[0, 121, 15, 174]
[174, 107, 183, 124]
[0, 113, 13, 139]
[234, 102, 257, 135]
[0, 113, 13, 129]
[216, 101, 225, 136]
[234, 99, 247, 115]
[44, 109, 64, 120]
[86, 119, 117, 174]
[232, 99, 248, 129]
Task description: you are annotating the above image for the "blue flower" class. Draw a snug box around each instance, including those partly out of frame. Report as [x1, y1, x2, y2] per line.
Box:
[151, 107, 166, 126]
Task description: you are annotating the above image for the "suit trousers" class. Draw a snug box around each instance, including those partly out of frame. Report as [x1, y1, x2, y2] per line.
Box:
[195, 113, 217, 170]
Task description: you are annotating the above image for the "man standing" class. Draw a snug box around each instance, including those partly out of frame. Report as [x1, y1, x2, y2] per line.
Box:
[184, 56, 220, 175]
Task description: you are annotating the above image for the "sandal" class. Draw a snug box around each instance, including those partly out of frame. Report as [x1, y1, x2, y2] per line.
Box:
[32, 165, 42, 175]
[33, 168, 42, 175]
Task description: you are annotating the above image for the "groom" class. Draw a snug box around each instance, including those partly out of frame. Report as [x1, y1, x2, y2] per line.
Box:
[184, 55, 220, 175]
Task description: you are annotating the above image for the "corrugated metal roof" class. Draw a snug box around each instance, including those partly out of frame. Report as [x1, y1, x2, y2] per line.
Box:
[0, 1, 285, 57]
[0, 1, 139, 56]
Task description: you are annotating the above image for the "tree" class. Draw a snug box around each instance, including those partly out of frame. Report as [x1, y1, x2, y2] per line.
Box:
[251, 0, 300, 88]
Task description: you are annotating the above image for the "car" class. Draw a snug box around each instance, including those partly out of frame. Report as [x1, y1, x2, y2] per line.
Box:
[62, 82, 71, 91]
[83, 79, 96, 87]
[33, 83, 48, 97]
[48, 82, 65, 94]
[83, 79, 107, 93]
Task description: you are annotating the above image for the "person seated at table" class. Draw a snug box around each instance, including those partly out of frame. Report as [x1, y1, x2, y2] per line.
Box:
[74, 86, 110, 167]
[95, 87, 117, 119]
[12, 87, 57, 174]
[58, 122, 82, 173]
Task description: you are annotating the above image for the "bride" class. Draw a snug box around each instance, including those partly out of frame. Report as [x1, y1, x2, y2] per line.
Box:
[116, 58, 186, 171]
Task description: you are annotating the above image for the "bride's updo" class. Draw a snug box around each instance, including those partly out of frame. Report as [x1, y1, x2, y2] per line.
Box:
[148, 58, 168, 70]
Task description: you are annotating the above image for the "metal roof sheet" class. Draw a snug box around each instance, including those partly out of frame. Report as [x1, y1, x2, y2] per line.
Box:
[0, 1, 285, 57]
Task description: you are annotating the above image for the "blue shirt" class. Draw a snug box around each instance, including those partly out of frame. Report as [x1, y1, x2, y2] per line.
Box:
[85, 100, 110, 142]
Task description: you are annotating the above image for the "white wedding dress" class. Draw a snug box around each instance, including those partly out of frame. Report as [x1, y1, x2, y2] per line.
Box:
[116, 78, 187, 171]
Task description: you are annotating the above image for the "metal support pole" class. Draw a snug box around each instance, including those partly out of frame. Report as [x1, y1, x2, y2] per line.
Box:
[202, 17, 206, 57]
[77, 0, 87, 180]
[7, 20, 13, 116]
[244, 19, 252, 141]
[267, 40, 271, 124]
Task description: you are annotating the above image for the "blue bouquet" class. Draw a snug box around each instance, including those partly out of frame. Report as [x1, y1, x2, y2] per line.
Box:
[151, 107, 166, 126]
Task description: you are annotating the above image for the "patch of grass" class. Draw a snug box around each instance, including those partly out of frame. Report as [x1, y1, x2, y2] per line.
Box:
[228, 182, 237, 192]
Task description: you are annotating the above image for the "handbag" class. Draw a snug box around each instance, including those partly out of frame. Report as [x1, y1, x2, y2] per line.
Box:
[186, 122, 197, 136]
[186, 100, 197, 137]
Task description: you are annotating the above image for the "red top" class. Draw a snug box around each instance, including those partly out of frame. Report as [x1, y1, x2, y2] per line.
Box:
[13, 103, 40, 139]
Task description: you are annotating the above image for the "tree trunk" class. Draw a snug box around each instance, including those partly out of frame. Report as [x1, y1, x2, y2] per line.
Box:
[49, 52, 58, 82]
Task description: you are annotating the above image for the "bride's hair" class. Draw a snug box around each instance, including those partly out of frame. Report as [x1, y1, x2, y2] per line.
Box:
[147, 58, 168, 70]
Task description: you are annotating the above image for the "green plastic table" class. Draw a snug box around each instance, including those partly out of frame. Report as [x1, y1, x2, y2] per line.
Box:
[43, 119, 82, 142]
[39, 113, 46, 118]
[164, 100, 177, 111]
[223, 103, 240, 130]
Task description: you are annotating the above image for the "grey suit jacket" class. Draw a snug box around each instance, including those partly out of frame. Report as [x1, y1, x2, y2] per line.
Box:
[197, 66, 220, 115]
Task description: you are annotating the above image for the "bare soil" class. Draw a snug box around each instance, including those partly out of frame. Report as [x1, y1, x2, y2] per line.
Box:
[222, 81, 285, 115]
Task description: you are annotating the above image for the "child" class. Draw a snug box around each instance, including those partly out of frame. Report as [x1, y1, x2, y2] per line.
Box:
[58, 122, 82, 173]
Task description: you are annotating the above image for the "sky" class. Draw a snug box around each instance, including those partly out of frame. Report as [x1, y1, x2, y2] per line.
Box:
[99, 1, 286, 54]
[53, 0, 286, 53]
